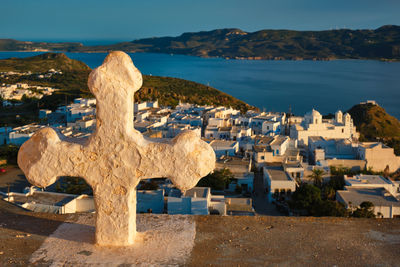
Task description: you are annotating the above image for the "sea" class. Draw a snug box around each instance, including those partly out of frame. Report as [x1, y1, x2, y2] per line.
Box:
[1, 51, 400, 119]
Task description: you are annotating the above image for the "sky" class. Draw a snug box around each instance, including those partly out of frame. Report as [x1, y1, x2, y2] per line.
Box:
[1, 0, 400, 43]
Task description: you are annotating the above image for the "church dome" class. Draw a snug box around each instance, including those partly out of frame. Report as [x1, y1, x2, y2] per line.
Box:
[305, 109, 321, 117]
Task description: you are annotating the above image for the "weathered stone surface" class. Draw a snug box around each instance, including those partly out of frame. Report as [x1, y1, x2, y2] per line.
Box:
[30, 214, 196, 266]
[17, 51, 215, 246]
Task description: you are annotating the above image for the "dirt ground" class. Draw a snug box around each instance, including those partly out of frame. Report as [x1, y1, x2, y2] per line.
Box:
[190, 216, 400, 266]
[0, 199, 400, 266]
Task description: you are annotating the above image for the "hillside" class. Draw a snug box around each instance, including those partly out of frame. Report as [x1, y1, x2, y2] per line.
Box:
[1, 25, 400, 60]
[348, 103, 400, 155]
[0, 53, 91, 73]
[105, 25, 400, 60]
[0, 53, 253, 126]
[139, 76, 252, 111]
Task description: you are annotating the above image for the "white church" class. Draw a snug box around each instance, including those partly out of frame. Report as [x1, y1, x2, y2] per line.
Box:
[290, 109, 359, 146]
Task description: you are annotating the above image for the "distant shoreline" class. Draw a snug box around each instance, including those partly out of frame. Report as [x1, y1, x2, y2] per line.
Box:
[3, 26, 400, 62]
[1, 50, 399, 63]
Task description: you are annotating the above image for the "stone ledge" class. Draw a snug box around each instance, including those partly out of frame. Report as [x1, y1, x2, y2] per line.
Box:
[1, 200, 400, 266]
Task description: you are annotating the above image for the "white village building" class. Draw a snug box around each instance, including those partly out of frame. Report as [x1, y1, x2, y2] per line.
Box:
[290, 109, 359, 146]
[336, 174, 400, 218]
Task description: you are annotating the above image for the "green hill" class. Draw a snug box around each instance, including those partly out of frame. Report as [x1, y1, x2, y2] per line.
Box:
[0, 53, 253, 126]
[2, 25, 400, 60]
[138, 76, 252, 111]
[0, 52, 91, 72]
[348, 103, 400, 155]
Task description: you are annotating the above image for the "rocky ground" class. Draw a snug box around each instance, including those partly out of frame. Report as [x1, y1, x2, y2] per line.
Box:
[1, 199, 400, 266]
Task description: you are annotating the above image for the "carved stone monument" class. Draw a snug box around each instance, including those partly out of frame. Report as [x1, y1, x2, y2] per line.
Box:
[17, 51, 215, 246]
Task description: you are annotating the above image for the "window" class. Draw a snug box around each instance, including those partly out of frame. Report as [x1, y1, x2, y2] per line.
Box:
[261, 156, 265, 160]
[342, 129, 344, 133]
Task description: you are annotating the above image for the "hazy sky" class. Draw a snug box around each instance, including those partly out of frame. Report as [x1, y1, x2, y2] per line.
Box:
[1, 0, 400, 42]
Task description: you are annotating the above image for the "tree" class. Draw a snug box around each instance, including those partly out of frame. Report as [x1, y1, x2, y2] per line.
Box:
[308, 168, 325, 188]
[352, 201, 376, 218]
[383, 165, 390, 178]
[197, 168, 234, 190]
[289, 183, 349, 217]
[362, 167, 375, 175]
[323, 186, 336, 200]
[234, 184, 242, 194]
[330, 166, 354, 176]
[21, 94, 31, 103]
[139, 180, 159, 190]
[313, 200, 349, 217]
[289, 183, 321, 213]
[56, 177, 92, 195]
[327, 175, 345, 191]
[0, 145, 19, 165]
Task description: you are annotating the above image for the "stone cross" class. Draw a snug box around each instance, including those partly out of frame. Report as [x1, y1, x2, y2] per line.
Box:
[17, 51, 216, 246]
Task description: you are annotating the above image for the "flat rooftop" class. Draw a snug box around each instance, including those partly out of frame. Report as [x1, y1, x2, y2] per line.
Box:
[184, 187, 210, 198]
[265, 166, 293, 181]
[8, 192, 76, 206]
[210, 140, 238, 148]
[345, 174, 392, 186]
[337, 187, 400, 207]
[359, 142, 389, 149]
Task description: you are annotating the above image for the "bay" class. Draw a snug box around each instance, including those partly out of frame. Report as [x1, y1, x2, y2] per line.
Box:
[1, 51, 399, 119]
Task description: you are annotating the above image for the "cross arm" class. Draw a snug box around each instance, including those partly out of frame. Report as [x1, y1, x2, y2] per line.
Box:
[17, 128, 88, 188]
[137, 131, 216, 191]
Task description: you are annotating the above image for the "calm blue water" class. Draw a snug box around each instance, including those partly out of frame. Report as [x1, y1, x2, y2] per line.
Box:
[1, 51, 400, 119]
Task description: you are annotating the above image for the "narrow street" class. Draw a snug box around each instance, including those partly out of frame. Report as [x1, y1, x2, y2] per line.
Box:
[0, 166, 29, 193]
[252, 171, 283, 216]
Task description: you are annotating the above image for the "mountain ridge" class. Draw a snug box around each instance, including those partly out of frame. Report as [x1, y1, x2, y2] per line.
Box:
[1, 25, 400, 61]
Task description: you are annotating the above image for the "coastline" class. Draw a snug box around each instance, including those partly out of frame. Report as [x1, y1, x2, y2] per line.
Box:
[0, 50, 399, 62]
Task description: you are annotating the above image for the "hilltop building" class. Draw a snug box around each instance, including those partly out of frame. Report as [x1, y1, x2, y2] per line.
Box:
[290, 109, 359, 146]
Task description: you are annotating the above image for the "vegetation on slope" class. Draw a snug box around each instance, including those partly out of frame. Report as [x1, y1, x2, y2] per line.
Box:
[348, 103, 400, 155]
[0, 53, 90, 72]
[2, 25, 400, 60]
[139, 75, 252, 111]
